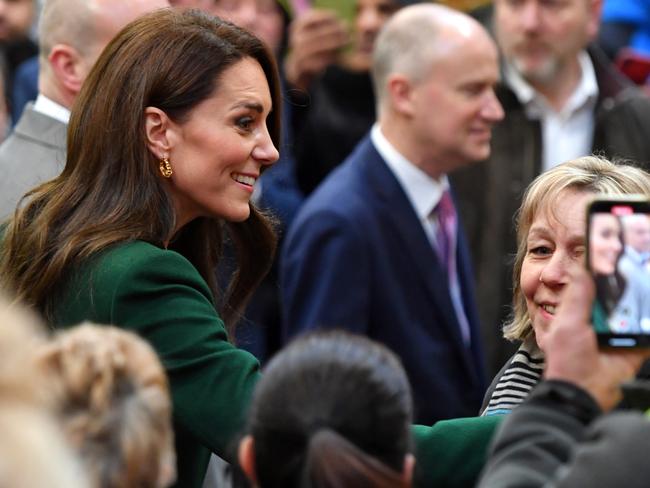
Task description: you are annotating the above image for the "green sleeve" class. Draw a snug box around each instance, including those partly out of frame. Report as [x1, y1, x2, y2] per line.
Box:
[58, 244, 261, 463]
[412, 415, 502, 488]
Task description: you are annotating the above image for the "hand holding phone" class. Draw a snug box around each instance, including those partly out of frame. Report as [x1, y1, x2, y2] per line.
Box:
[587, 196, 650, 347]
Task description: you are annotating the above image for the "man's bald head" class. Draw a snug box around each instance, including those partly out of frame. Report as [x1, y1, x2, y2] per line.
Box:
[372, 3, 494, 111]
[371, 3, 502, 178]
[38, 0, 168, 107]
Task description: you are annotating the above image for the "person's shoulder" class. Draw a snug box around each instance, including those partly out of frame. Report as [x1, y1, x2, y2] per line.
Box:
[93, 240, 199, 280]
[0, 108, 66, 165]
[296, 171, 355, 211]
[298, 145, 377, 215]
[83, 241, 209, 301]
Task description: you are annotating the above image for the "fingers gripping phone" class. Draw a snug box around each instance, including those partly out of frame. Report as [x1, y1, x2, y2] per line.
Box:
[587, 196, 650, 347]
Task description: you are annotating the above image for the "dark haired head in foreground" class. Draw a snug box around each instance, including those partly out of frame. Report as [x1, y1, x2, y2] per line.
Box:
[239, 331, 414, 488]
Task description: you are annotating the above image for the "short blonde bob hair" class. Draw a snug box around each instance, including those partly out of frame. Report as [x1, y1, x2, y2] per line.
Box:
[503, 156, 650, 341]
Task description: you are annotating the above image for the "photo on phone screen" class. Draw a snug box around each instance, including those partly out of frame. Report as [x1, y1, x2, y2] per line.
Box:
[587, 196, 650, 347]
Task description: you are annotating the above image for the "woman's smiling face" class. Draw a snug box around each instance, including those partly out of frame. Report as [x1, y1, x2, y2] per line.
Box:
[589, 213, 623, 275]
[162, 57, 279, 228]
[519, 189, 591, 350]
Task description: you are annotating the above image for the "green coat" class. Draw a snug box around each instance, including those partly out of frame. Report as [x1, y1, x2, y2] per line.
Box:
[51, 240, 500, 487]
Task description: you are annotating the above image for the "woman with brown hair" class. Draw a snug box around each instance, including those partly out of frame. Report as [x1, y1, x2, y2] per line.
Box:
[0, 8, 279, 487]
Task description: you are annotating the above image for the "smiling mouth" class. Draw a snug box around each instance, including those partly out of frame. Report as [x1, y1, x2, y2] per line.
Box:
[541, 304, 556, 315]
[231, 173, 256, 187]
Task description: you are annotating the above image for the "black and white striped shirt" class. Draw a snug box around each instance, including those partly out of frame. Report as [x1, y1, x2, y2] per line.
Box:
[481, 337, 545, 416]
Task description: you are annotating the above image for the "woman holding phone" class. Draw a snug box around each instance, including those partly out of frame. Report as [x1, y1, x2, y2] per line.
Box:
[481, 156, 650, 417]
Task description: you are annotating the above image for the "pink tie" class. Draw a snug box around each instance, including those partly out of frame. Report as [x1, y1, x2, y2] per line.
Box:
[433, 189, 471, 344]
[435, 189, 456, 274]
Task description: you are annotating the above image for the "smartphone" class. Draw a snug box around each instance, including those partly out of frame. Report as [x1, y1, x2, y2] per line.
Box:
[587, 196, 650, 347]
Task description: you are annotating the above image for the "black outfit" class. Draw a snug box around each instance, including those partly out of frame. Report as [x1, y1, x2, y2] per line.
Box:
[291, 64, 376, 195]
[1, 37, 37, 117]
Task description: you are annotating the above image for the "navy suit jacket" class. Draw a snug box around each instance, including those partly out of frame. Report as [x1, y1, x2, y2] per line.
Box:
[281, 135, 487, 424]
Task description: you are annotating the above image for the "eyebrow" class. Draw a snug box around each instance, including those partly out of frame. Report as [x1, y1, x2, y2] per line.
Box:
[232, 102, 265, 113]
[527, 226, 549, 239]
[527, 227, 585, 244]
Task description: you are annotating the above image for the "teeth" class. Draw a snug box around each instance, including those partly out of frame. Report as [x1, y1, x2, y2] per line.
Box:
[541, 304, 556, 315]
[233, 174, 256, 186]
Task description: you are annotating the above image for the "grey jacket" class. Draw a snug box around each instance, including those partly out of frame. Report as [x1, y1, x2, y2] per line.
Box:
[0, 103, 67, 220]
[478, 380, 650, 488]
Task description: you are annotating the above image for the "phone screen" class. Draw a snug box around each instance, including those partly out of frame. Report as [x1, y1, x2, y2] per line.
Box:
[587, 197, 650, 347]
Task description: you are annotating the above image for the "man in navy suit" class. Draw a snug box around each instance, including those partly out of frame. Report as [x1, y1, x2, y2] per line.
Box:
[281, 3, 504, 424]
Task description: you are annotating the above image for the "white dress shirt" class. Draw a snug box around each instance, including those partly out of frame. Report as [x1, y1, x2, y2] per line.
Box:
[504, 51, 599, 171]
[33, 94, 71, 124]
[371, 124, 471, 344]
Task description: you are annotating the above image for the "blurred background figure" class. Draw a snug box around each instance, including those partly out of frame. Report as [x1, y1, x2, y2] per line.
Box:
[238, 331, 414, 488]
[452, 0, 650, 378]
[38, 324, 176, 488]
[599, 0, 650, 89]
[235, 0, 417, 366]
[0, 0, 36, 128]
[0, 0, 168, 221]
[287, 0, 414, 196]
[282, 3, 503, 424]
[212, 0, 287, 56]
[621, 214, 650, 274]
[0, 295, 88, 488]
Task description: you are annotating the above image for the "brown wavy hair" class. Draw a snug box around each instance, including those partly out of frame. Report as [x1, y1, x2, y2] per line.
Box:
[37, 324, 176, 488]
[0, 8, 280, 333]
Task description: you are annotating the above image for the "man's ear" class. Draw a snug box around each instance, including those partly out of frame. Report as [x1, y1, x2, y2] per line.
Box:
[144, 107, 174, 160]
[48, 44, 85, 98]
[586, 0, 603, 41]
[238, 435, 258, 486]
[387, 74, 415, 117]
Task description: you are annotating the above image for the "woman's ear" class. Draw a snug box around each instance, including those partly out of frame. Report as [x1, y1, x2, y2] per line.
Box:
[144, 107, 173, 160]
[238, 435, 258, 486]
[402, 453, 415, 487]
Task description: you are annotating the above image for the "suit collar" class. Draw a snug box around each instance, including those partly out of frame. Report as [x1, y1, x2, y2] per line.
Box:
[13, 102, 68, 150]
[356, 136, 481, 378]
[370, 124, 448, 221]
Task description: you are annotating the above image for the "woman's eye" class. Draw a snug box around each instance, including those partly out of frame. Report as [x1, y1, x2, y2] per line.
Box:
[529, 246, 552, 256]
[236, 117, 254, 130]
[573, 246, 586, 258]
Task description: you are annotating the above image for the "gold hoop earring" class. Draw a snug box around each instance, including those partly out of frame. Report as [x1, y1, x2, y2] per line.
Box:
[159, 157, 173, 178]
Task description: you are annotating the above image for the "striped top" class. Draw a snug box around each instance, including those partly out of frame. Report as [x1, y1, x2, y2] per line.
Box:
[481, 336, 545, 416]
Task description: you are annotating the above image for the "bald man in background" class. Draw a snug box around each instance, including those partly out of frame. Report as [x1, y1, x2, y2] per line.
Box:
[0, 0, 168, 220]
[282, 3, 503, 424]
